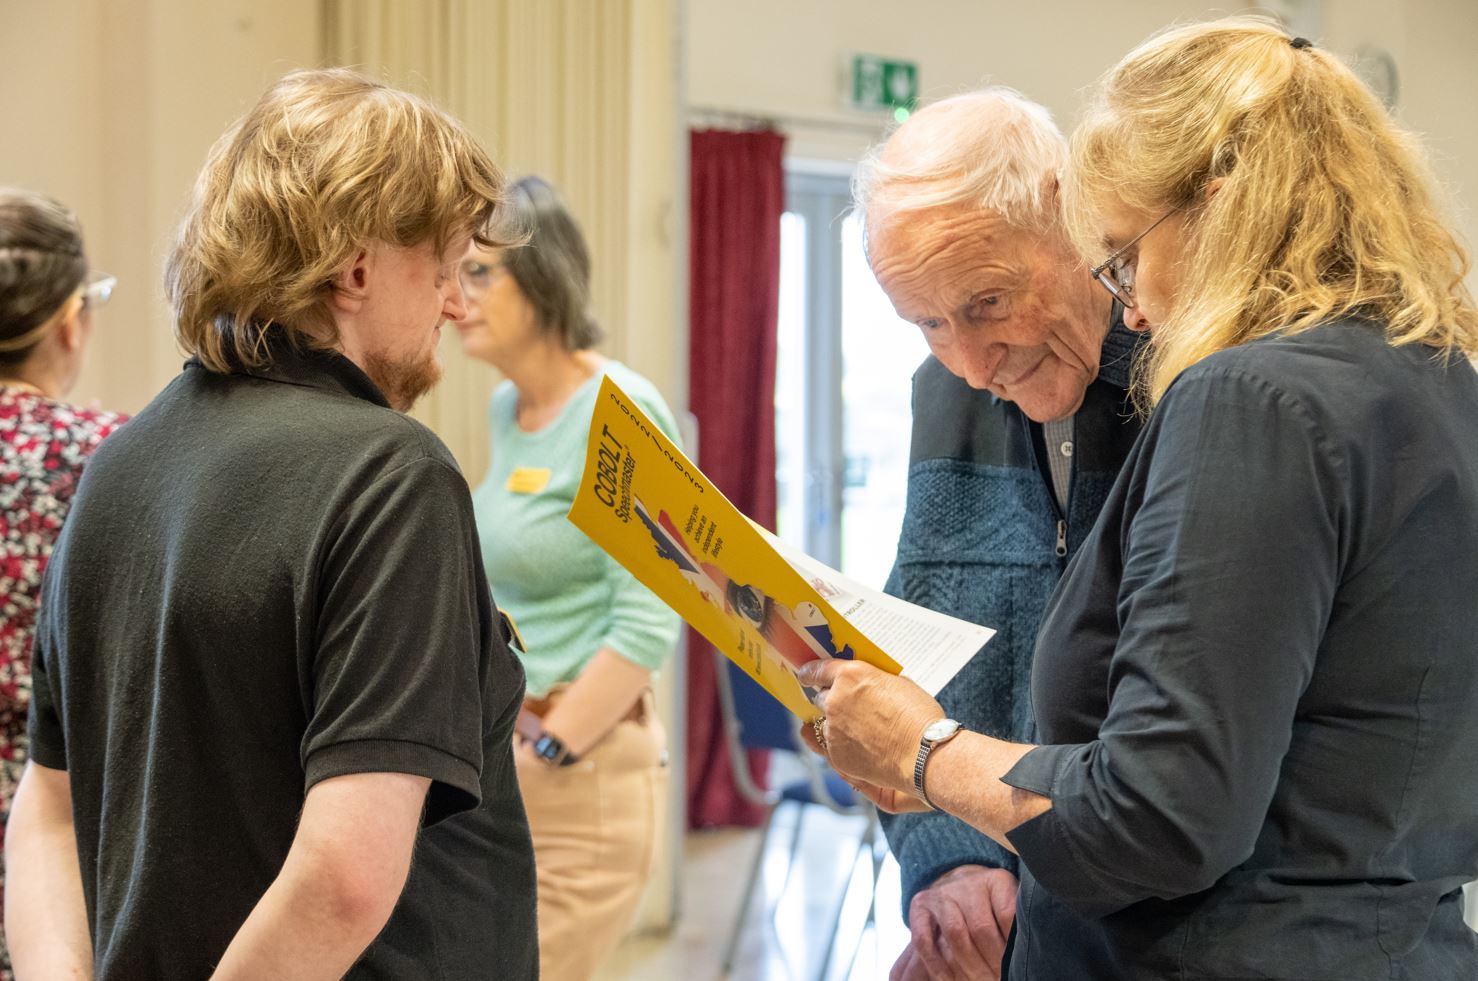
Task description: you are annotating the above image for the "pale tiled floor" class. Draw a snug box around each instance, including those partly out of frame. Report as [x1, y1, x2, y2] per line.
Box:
[597, 805, 911, 981]
[596, 809, 1478, 981]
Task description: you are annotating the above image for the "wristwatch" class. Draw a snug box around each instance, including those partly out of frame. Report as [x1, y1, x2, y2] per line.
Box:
[913, 718, 963, 808]
[533, 732, 579, 767]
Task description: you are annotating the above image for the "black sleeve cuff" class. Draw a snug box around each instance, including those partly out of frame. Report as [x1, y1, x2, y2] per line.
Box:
[26, 706, 68, 772]
[26, 739, 68, 772]
[1001, 743, 1140, 919]
[1001, 742, 1065, 797]
[304, 739, 481, 827]
[1001, 745, 1074, 891]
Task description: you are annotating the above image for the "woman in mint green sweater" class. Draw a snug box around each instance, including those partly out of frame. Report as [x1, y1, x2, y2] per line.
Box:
[456, 176, 681, 981]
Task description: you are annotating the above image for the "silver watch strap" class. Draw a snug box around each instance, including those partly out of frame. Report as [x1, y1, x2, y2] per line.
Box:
[913, 740, 936, 808]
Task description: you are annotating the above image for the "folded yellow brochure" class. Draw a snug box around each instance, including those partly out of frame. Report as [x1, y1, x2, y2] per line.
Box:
[568, 376, 992, 720]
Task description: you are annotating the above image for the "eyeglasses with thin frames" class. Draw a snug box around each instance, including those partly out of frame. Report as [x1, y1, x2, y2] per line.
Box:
[458, 259, 506, 300]
[1089, 206, 1181, 306]
[79, 271, 117, 310]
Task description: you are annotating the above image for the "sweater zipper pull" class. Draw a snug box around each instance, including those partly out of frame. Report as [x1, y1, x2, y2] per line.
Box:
[1055, 519, 1068, 557]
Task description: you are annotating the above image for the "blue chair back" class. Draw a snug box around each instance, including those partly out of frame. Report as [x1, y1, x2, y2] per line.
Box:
[725, 660, 804, 753]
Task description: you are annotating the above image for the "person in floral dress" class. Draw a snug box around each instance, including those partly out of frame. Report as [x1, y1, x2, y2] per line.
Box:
[0, 189, 123, 977]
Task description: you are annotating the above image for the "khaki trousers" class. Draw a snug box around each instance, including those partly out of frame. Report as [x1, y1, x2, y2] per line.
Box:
[516, 690, 668, 981]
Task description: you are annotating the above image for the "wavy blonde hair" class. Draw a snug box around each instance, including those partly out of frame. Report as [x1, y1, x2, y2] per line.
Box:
[167, 68, 512, 372]
[1064, 16, 1478, 408]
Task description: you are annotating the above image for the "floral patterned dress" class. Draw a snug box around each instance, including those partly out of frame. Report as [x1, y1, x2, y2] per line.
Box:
[0, 387, 123, 975]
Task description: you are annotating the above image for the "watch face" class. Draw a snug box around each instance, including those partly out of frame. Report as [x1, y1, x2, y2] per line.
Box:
[923, 719, 960, 742]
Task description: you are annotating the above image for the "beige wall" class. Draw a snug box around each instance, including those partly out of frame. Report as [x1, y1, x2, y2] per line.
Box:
[5, 0, 1469, 432]
[686, 0, 1224, 162]
[3, 0, 684, 470]
[326, 0, 682, 483]
[1321, 0, 1478, 291]
[1, 0, 322, 414]
[9, 0, 1466, 426]
[685, 0, 1478, 288]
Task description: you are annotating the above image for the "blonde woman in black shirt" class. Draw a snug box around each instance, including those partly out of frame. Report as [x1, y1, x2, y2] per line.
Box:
[798, 16, 1478, 980]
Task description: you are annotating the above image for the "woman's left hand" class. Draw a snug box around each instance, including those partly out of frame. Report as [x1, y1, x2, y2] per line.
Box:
[796, 659, 947, 803]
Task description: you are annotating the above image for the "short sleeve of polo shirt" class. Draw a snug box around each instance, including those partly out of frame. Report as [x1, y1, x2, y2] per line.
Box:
[303, 456, 488, 826]
[27, 623, 65, 770]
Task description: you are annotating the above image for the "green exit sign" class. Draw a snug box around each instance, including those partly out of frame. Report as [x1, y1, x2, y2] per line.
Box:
[850, 54, 918, 114]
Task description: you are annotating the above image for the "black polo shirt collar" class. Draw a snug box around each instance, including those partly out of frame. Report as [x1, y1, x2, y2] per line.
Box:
[185, 334, 391, 409]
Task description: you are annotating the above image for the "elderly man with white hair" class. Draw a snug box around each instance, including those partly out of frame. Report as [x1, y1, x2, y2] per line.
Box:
[856, 89, 1143, 980]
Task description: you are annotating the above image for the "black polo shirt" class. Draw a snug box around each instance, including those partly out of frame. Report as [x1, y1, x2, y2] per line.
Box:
[28, 341, 537, 979]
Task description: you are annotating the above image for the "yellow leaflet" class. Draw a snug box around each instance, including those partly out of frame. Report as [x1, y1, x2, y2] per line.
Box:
[506, 467, 552, 494]
[567, 375, 902, 721]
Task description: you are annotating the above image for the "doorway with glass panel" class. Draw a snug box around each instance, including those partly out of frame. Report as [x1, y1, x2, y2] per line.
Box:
[775, 169, 929, 588]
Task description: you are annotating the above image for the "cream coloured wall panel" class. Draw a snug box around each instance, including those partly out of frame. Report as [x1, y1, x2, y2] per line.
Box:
[1, 0, 322, 414]
[685, 0, 1477, 292]
[326, 0, 679, 486]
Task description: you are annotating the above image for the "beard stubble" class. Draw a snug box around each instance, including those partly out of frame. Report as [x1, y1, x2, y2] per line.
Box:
[361, 345, 443, 412]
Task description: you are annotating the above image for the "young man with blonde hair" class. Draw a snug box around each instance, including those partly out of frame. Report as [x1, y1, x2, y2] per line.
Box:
[4, 69, 538, 979]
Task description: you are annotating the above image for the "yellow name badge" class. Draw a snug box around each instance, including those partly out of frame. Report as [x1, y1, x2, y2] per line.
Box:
[506, 467, 552, 495]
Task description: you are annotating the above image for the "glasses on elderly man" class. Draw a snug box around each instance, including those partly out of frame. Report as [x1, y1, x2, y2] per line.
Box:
[1089, 206, 1181, 306]
[80, 271, 117, 310]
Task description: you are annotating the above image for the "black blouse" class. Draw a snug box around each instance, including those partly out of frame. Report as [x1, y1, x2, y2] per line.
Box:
[1002, 320, 1478, 980]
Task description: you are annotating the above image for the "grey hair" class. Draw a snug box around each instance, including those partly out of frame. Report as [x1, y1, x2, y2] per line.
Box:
[0, 188, 88, 367]
[495, 175, 603, 351]
[852, 87, 1067, 240]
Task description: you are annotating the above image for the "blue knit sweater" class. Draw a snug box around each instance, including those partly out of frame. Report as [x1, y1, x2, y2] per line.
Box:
[881, 321, 1143, 911]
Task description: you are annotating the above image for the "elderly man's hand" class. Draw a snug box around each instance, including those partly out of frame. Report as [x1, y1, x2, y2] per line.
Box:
[795, 659, 945, 795]
[889, 865, 1017, 981]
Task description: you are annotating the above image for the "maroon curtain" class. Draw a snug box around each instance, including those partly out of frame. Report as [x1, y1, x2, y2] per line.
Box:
[685, 128, 786, 829]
